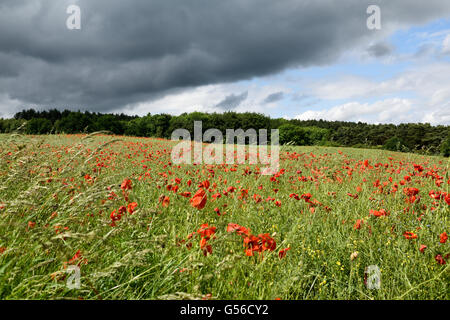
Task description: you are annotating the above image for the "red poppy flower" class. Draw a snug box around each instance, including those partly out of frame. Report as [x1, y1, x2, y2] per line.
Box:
[301, 193, 312, 202]
[369, 209, 389, 217]
[243, 233, 276, 256]
[403, 231, 417, 240]
[289, 193, 300, 200]
[190, 188, 207, 210]
[197, 224, 216, 240]
[161, 196, 170, 207]
[363, 159, 369, 167]
[127, 202, 138, 214]
[198, 180, 210, 189]
[404, 187, 419, 196]
[118, 206, 127, 215]
[253, 194, 262, 203]
[239, 189, 249, 200]
[440, 232, 448, 244]
[278, 248, 290, 259]
[68, 250, 82, 264]
[445, 193, 450, 205]
[195, 223, 216, 256]
[259, 233, 276, 251]
[435, 254, 446, 265]
[226, 223, 250, 236]
[121, 178, 132, 191]
[211, 192, 221, 200]
[429, 190, 443, 200]
[110, 209, 122, 226]
[353, 219, 363, 230]
[66, 250, 88, 267]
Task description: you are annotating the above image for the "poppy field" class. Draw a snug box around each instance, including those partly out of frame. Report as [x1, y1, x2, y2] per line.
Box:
[0, 133, 448, 300]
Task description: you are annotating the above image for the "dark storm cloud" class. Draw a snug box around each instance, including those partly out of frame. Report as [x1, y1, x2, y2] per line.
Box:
[1, 0, 450, 115]
[367, 42, 394, 57]
[263, 92, 285, 104]
[216, 91, 248, 110]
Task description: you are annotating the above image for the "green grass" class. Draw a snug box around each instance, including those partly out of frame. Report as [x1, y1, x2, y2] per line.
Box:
[0, 133, 448, 300]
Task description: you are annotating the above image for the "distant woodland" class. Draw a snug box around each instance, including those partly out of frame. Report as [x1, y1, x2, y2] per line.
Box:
[2, 109, 449, 157]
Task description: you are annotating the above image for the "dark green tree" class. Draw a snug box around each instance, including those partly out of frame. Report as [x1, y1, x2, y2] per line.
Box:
[440, 136, 450, 157]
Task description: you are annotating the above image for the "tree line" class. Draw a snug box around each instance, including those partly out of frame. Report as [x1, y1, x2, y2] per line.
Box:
[1, 109, 449, 157]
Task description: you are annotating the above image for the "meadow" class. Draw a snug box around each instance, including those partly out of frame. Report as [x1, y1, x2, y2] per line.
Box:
[0, 133, 448, 300]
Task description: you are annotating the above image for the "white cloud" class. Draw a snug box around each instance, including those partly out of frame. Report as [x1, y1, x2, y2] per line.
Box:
[121, 61, 450, 125]
[442, 34, 450, 54]
[294, 98, 414, 124]
[124, 83, 290, 116]
[307, 63, 450, 101]
[296, 62, 450, 125]
[0, 94, 22, 118]
[422, 100, 450, 124]
[308, 76, 376, 100]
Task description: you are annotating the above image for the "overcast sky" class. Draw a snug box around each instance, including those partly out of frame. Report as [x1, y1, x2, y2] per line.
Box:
[1, 0, 450, 124]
